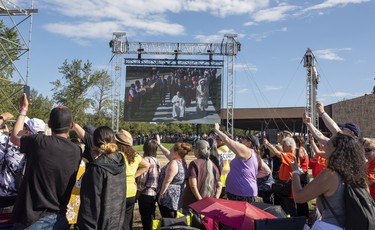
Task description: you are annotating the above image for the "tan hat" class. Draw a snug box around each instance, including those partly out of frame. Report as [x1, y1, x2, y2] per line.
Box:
[115, 129, 133, 146]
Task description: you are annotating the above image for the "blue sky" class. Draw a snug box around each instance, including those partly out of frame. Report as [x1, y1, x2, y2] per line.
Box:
[10, 0, 375, 109]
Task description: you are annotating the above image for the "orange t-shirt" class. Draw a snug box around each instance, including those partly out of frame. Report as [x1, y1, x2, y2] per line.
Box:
[278, 151, 295, 181]
[309, 155, 326, 178]
[367, 160, 375, 201]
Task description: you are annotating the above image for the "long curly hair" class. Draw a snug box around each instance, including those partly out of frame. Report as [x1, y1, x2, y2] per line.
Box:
[117, 142, 137, 164]
[327, 132, 367, 188]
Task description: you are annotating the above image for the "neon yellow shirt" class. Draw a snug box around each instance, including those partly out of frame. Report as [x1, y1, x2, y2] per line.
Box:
[217, 144, 235, 187]
[125, 154, 143, 198]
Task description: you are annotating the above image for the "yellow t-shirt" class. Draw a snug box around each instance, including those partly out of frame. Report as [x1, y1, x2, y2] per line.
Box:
[125, 154, 143, 198]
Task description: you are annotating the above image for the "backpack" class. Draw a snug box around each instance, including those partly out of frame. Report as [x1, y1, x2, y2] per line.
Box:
[344, 184, 375, 230]
[321, 184, 375, 230]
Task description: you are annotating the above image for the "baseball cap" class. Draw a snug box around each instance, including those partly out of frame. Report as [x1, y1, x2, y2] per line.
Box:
[246, 135, 260, 148]
[344, 122, 361, 137]
[26, 118, 46, 134]
[83, 124, 96, 136]
[49, 106, 73, 133]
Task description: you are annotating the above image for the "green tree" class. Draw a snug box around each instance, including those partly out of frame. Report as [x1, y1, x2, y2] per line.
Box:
[27, 89, 54, 121]
[90, 70, 112, 125]
[0, 20, 22, 113]
[50, 59, 99, 124]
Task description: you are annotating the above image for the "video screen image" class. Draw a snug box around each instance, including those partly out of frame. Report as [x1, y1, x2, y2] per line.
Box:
[124, 66, 222, 124]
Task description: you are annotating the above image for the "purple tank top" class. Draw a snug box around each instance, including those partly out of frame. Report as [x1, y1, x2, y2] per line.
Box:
[226, 149, 259, 197]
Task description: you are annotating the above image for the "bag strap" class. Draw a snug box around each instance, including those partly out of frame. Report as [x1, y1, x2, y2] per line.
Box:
[320, 195, 344, 226]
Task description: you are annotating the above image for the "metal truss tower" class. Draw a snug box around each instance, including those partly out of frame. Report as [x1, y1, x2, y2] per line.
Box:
[223, 34, 240, 137]
[0, 0, 37, 110]
[304, 48, 320, 128]
[110, 33, 240, 135]
[109, 32, 127, 131]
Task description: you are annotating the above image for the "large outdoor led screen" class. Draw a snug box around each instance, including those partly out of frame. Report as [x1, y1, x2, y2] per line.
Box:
[124, 66, 222, 124]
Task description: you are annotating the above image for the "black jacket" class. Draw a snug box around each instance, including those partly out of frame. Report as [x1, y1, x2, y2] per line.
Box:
[77, 152, 126, 230]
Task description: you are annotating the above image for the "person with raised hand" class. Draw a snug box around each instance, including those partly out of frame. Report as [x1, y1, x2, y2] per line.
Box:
[11, 93, 81, 229]
[213, 123, 259, 203]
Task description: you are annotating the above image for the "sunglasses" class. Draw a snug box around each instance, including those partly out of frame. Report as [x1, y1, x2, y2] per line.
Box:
[365, 148, 375, 153]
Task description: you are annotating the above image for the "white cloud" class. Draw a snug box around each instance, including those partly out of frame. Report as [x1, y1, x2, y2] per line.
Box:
[35, 0, 271, 43]
[264, 85, 282, 91]
[303, 0, 370, 12]
[195, 30, 245, 43]
[183, 0, 269, 17]
[243, 21, 257, 27]
[314, 48, 351, 61]
[252, 3, 298, 22]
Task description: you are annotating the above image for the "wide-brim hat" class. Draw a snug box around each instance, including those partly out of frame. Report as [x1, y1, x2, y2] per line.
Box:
[115, 129, 133, 146]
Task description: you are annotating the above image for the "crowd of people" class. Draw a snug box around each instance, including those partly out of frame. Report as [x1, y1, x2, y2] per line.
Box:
[1, 94, 375, 230]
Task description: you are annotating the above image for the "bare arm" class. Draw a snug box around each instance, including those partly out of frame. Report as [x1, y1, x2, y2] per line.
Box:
[215, 181, 223, 198]
[0, 112, 13, 126]
[10, 93, 29, 147]
[156, 134, 171, 160]
[135, 158, 150, 178]
[158, 160, 178, 202]
[213, 123, 251, 160]
[263, 138, 281, 158]
[316, 102, 341, 135]
[188, 177, 202, 200]
[72, 122, 86, 140]
[303, 113, 329, 145]
[257, 160, 271, 178]
[309, 136, 328, 158]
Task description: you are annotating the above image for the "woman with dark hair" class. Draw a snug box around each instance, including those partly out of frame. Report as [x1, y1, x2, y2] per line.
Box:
[115, 129, 150, 230]
[292, 132, 368, 229]
[157, 140, 191, 218]
[136, 139, 161, 230]
[182, 140, 222, 209]
[77, 126, 126, 230]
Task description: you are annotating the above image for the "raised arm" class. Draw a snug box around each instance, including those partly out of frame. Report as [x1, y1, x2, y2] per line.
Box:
[309, 135, 328, 159]
[156, 134, 172, 160]
[0, 112, 13, 127]
[10, 93, 28, 147]
[303, 113, 329, 145]
[263, 138, 281, 158]
[316, 102, 341, 135]
[213, 123, 251, 160]
[72, 122, 86, 140]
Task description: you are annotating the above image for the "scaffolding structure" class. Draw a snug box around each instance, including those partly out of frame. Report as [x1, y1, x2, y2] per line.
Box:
[304, 48, 320, 128]
[109, 33, 241, 135]
[0, 0, 37, 110]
